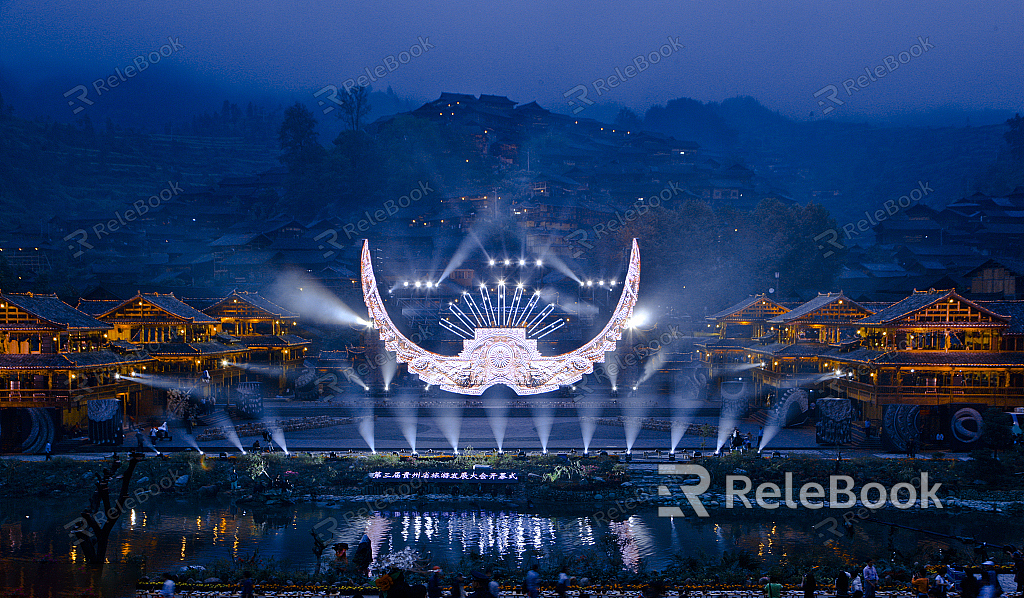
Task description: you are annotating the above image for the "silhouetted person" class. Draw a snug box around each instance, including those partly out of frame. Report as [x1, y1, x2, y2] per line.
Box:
[239, 571, 255, 598]
[801, 571, 816, 598]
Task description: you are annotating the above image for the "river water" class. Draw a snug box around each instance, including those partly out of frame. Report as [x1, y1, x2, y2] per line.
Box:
[2, 496, 1022, 578]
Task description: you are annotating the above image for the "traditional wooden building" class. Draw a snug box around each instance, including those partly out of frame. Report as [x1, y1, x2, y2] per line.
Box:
[78, 293, 247, 408]
[696, 294, 788, 402]
[200, 290, 310, 391]
[765, 292, 873, 344]
[0, 292, 153, 451]
[811, 289, 1024, 450]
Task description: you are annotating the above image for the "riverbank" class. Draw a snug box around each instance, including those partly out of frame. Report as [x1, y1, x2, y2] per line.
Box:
[4, 450, 1024, 514]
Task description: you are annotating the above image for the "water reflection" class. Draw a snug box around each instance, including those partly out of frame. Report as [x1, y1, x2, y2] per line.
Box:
[3, 497, 1024, 576]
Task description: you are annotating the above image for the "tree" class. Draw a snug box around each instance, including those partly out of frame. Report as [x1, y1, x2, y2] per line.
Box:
[1005, 113, 1024, 161]
[982, 407, 1013, 457]
[614, 107, 642, 131]
[339, 85, 372, 132]
[70, 452, 143, 566]
[278, 102, 325, 173]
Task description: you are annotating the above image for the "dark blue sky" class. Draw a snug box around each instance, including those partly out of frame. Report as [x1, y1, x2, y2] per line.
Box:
[2, 0, 1021, 120]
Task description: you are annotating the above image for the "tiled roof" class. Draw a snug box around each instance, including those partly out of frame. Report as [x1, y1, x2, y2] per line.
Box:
[0, 350, 149, 370]
[857, 289, 1006, 325]
[706, 294, 784, 320]
[93, 293, 220, 323]
[204, 291, 299, 319]
[1, 293, 110, 330]
[767, 293, 869, 323]
[978, 300, 1024, 334]
[141, 294, 220, 323]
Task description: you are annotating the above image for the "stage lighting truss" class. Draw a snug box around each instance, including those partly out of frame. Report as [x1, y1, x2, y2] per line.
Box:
[361, 239, 640, 396]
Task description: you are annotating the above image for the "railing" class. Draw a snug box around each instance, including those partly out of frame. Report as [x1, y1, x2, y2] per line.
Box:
[0, 383, 132, 404]
[832, 379, 1024, 403]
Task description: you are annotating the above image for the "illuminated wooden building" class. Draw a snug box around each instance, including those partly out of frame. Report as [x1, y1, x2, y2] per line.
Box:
[78, 293, 247, 407]
[739, 293, 873, 407]
[0, 292, 152, 451]
[696, 294, 788, 401]
[199, 290, 310, 390]
[822, 289, 1021, 412]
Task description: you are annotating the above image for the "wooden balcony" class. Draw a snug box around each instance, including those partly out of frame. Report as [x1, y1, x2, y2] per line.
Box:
[0, 384, 129, 408]
[830, 379, 1024, 406]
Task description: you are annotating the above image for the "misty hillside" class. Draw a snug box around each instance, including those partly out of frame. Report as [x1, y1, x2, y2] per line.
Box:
[0, 84, 1018, 233]
[636, 95, 1012, 222]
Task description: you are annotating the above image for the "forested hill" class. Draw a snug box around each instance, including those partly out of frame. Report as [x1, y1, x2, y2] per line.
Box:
[0, 109, 279, 231]
[638, 96, 1015, 222]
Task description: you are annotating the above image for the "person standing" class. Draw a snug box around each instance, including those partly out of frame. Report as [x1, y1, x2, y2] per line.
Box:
[351, 533, 372, 576]
[801, 571, 816, 598]
[1005, 546, 1024, 591]
[239, 571, 256, 598]
[160, 573, 176, 598]
[452, 573, 465, 598]
[911, 571, 930, 598]
[136, 429, 144, 448]
[555, 567, 570, 598]
[764, 575, 783, 598]
[980, 561, 1003, 598]
[962, 568, 981, 598]
[468, 571, 495, 598]
[428, 567, 443, 598]
[485, 567, 501, 598]
[933, 567, 949, 598]
[863, 559, 879, 598]
[524, 564, 540, 598]
[44, 442, 52, 461]
[836, 570, 851, 598]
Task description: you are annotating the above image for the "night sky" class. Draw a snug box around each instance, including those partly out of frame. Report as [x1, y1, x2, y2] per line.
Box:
[2, 0, 1021, 120]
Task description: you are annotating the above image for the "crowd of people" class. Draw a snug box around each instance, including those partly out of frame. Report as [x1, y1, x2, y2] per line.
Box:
[153, 546, 1024, 598]
[786, 549, 1024, 598]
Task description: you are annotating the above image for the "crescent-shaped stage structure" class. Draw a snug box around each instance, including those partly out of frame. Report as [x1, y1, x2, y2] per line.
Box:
[360, 239, 640, 395]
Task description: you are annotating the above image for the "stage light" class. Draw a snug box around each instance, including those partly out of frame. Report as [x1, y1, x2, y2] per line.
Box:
[489, 259, 495, 266]
[415, 281, 422, 288]
[503, 259, 511, 266]
[519, 259, 526, 266]
[403, 281, 409, 287]
[535, 259, 543, 267]
[586, 280, 593, 286]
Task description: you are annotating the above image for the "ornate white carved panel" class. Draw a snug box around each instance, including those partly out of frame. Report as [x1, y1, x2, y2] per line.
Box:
[360, 239, 640, 395]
